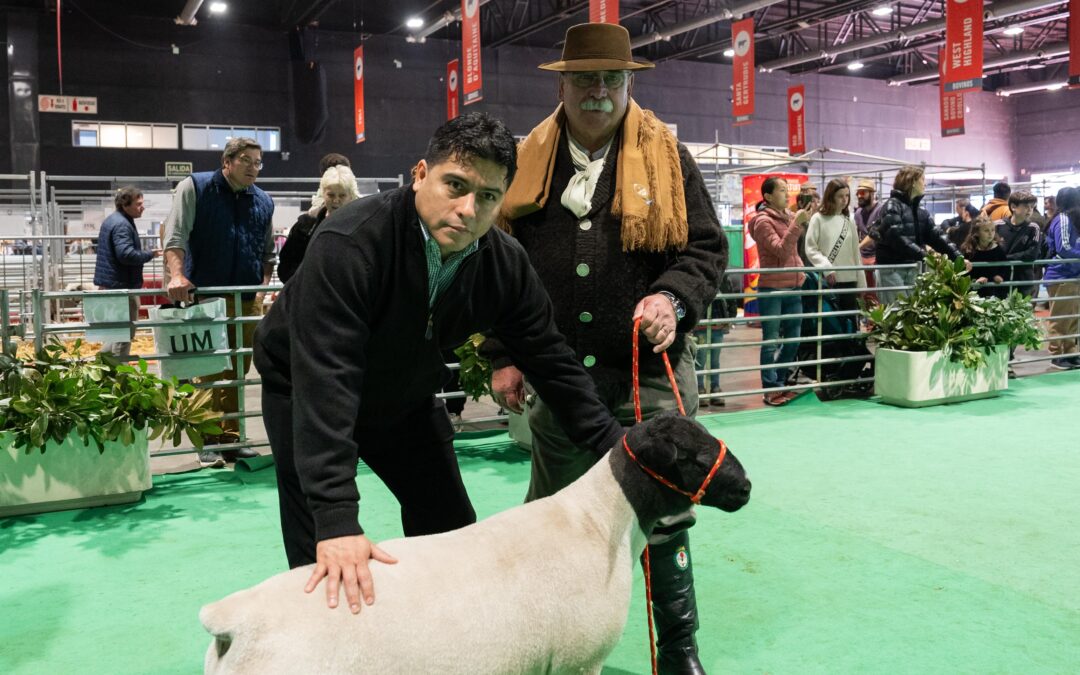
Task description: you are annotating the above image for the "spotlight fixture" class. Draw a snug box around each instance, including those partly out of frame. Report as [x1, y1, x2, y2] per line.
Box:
[871, 5, 893, 16]
[406, 16, 424, 29]
[723, 48, 735, 57]
[209, 2, 227, 14]
[847, 61, 865, 71]
[1002, 26, 1024, 36]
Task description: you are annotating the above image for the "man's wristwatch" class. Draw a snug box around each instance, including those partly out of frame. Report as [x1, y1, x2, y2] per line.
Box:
[658, 291, 686, 321]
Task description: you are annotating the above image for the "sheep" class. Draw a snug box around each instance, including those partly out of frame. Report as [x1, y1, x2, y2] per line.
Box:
[200, 413, 751, 674]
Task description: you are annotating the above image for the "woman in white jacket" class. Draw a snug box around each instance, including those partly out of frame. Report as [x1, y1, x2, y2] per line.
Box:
[805, 178, 866, 319]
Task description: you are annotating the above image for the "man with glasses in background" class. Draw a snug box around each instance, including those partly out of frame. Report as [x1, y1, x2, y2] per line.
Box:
[162, 137, 275, 468]
[484, 23, 724, 674]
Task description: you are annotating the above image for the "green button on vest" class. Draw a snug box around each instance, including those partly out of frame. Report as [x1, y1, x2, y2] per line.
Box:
[576, 263, 590, 277]
[579, 311, 593, 323]
[583, 355, 596, 367]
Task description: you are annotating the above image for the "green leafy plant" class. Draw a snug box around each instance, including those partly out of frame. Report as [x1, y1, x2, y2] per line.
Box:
[0, 339, 222, 453]
[453, 333, 493, 401]
[864, 254, 1043, 369]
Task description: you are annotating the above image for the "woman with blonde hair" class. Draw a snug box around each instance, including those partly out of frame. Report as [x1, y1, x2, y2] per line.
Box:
[278, 164, 359, 282]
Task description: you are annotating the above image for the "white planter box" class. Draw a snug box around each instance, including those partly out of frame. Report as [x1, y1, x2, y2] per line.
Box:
[0, 429, 150, 517]
[874, 346, 1008, 408]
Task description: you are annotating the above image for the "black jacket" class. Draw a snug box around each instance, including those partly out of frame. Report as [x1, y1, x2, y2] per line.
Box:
[277, 207, 327, 283]
[93, 210, 154, 289]
[254, 186, 623, 540]
[874, 190, 961, 264]
[484, 130, 725, 381]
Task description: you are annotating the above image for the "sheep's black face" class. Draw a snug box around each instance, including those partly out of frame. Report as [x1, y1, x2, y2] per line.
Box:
[625, 413, 750, 513]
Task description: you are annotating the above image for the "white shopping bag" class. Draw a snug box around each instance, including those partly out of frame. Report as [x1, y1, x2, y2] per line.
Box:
[150, 298, 232, 380]
[84, 294, 132, 344]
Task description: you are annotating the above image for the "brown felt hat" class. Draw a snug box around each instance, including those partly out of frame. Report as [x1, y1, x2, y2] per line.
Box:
[538, 23, 654, 73]
[856, 178, 876, 192]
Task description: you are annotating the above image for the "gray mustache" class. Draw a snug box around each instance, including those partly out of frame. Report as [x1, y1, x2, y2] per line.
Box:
[580, 99, 614, 113]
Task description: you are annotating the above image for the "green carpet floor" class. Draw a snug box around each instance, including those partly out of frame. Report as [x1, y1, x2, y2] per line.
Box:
[3, 374, 1079, 674]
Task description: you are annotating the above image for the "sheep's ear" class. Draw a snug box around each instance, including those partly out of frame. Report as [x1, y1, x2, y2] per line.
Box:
[627, 413, 681, 468]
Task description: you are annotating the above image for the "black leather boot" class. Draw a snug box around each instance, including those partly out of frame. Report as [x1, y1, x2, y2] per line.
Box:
[646, 530, 706, 675]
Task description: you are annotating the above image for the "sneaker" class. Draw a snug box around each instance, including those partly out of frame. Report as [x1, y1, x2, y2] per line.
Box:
[1007, 366, 1017, 379]
[762, 391, 788, 406]
[780, 390, 803, 403]
[198, 450, 226, 468]
[1050, 358, 1075, 370]
[1069, 356, 1080, 368]
[222, 447, 260, 462]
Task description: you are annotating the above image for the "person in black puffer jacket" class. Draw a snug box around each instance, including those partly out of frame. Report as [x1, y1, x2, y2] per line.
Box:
[93, 185, 162, 358]
[872, 165, 967, 304]
[277, 164, 360, 283]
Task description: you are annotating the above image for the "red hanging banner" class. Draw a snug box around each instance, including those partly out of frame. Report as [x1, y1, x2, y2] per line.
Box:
[447, 60, 460, 120]
[353, 46, 366, 144]
[1070, 0, 1080, 87]
[461, 0, 483, 105]
[732, 18, 754, 126]
[943, 0, 983, 93]
[787, 85, 805, 155]
[589, 0, 619, 24]
[939, 49, 965, 137]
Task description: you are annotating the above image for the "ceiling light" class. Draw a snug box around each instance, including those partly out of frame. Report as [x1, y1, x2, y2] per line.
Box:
[1046, 83, 1066, 91]
[209, 2, 227, 14]
[1002, 26, 1024, 36]
[847, 61, 865, 71]
[871, 6, 893, 16]
[406, 16, 424, 29]
[723, 48, 735, 57]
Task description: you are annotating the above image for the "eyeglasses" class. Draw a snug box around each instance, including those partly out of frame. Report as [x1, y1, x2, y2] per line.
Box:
[566, 71, 628, 89]
[235, 155, 264, 171]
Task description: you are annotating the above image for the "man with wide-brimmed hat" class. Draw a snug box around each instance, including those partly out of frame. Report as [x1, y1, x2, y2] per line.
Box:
[482, 22, 725, 674]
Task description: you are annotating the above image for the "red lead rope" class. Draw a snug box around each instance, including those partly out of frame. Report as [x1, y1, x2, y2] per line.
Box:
[628, 317, 729, 675]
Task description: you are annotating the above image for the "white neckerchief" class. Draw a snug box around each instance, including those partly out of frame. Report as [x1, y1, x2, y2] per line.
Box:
[561, 135, 612, 219]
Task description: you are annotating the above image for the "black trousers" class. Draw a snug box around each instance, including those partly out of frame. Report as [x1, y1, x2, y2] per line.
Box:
[262, 389, 477, 568]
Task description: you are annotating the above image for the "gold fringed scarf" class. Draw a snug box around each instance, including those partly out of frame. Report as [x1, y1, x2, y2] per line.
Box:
[500, 100, 688, 252]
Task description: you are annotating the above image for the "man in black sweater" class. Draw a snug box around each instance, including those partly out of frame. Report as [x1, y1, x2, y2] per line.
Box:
[485, 23, 725, 675]
[253, 113, 623, 615]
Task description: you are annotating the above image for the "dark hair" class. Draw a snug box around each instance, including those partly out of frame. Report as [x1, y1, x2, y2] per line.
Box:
[992, 181, 1011, 200]
[819, 178, 850, 217]
[761, 176, 783, 199]
[1056, 187, 1079, 213]
[221, 137, 261, 165]
[424, 112, 518, 187]
[1008, 190, 1037, 208]
[893, 165, 924, 197]
[114, 185, 143, 210]
[960, 215, 1002, 256]
[318, 153, 351, 175]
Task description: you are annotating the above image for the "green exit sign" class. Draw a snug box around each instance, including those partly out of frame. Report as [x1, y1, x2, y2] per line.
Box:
[165, 162, 193, 180]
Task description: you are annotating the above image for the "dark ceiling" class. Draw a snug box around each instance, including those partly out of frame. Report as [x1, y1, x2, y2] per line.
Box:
[5, 0, 1073, 93]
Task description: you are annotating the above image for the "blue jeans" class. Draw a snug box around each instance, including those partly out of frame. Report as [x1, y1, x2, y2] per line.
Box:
[695, 332, 725, 393]
[757, 287, 802, 389]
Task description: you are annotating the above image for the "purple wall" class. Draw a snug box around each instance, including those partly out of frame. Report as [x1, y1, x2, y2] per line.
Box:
[1012, 87, 1080, 177]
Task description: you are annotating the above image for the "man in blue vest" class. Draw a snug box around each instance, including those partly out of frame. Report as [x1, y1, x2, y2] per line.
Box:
[162, 137, 275, 468]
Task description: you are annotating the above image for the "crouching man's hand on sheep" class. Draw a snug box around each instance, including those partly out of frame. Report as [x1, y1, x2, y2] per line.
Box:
[305, 535, 398, 614]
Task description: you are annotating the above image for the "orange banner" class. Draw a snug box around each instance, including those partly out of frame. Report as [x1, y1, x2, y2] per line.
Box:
[787, 85, 805, 155]
[939, 49, 965, 137]
[732, 18, 754, 126]
[943, 0, 983, 93]
[447, 59, 460, 120]
[461, 0, 483, 105]
[1070, 0, 1080, 87]
[589, 0, 618, 24]
[353, 46, 365, 144]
